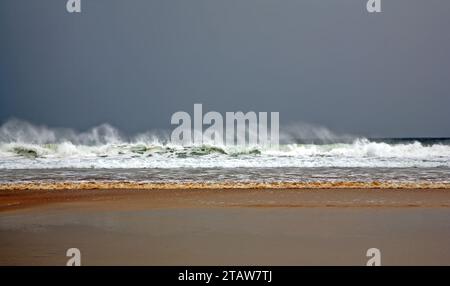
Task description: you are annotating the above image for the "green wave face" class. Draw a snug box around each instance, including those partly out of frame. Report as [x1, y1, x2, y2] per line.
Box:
[12, 146, 39, 158]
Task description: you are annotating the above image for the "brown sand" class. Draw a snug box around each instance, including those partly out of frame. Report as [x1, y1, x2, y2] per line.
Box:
[1, 188, 450, 265]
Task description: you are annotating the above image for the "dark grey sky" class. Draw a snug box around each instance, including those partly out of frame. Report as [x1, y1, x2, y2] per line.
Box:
[1, 0, 449, 137]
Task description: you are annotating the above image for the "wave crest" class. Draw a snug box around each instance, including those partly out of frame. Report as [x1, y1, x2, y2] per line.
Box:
[1, 119, 449, 169]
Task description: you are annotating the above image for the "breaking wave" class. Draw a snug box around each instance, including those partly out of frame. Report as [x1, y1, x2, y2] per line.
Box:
[0, 119, 449, 169]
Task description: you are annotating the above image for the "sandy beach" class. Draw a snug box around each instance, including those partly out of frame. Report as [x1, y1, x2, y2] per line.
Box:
[1, 188, 450, 265]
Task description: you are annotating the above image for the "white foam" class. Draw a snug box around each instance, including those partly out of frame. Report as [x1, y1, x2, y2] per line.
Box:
[1, 119, 449, 169]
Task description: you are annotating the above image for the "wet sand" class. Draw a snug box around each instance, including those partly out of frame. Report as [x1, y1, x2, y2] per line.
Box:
[1, 188, 450, 265]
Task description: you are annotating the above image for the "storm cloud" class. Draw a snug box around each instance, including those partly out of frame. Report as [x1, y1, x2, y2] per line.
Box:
[1, 0, 449, 137]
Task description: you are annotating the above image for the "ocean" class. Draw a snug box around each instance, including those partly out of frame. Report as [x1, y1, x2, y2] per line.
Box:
[1, 124, 449, 189]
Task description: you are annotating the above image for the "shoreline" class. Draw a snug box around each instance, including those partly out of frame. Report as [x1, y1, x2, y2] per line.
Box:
[1, 180, 450, 192]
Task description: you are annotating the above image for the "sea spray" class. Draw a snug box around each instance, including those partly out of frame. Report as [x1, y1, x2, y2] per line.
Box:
[1, 119, 449, 169]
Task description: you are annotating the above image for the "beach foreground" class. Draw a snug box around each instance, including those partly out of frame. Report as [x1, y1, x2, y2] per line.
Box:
[1, 188, 450, 265]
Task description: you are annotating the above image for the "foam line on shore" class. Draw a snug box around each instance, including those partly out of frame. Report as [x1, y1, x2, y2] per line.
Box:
[1, 181, 450, 191]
